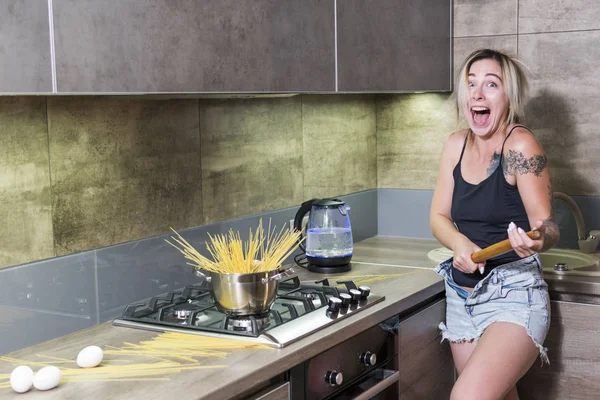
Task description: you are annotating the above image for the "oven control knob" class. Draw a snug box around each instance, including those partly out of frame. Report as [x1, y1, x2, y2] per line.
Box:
[327, 297, 342, 312]
[349, 289, 361, 303]
[359, 351, 377, 366]
[325, 370, 343, 386]
[339, 293, 351, 308]
[358, 285, 371, 299]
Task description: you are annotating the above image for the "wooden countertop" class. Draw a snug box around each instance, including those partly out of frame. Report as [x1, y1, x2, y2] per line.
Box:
[0, 236, 445, 400]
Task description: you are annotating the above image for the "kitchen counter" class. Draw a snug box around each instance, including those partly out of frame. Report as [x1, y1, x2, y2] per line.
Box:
[2, 235, 596, 399]
[0, 236, 445, 400]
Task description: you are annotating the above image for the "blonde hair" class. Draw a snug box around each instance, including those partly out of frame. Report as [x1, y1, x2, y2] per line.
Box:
[456, 49, 529, 130]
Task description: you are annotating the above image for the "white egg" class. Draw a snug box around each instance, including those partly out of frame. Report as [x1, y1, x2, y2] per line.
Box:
[33, 366, 62, 391]
[76, 345, 104, 368]
[10, 365, 34, 393]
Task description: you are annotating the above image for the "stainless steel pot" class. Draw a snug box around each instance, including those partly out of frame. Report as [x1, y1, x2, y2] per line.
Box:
[195, 267, 293, 316]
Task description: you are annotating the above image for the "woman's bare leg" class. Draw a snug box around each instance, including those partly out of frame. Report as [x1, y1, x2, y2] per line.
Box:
[449, 286, 478, 375]
[450, 322, 538, 400]
[450, 341, 519, 399]
[450, 341, 477, 374]
[504, 386, 519, 400]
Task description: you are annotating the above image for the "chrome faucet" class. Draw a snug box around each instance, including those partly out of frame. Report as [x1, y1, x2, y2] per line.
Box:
[553, 192, 599, 253]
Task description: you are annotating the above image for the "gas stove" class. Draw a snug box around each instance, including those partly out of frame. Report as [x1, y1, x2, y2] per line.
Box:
[112, 276, 385, 348]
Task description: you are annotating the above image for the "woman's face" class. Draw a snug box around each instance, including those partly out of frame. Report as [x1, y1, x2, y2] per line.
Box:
[465, 58, 509, 137]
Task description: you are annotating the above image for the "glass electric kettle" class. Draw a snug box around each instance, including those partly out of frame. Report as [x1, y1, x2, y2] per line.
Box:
[293, 198, 353, 273]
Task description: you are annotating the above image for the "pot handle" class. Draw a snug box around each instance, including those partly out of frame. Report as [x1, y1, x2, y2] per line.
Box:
[194, 268, 212, 283]
[261, 267, 294, 284]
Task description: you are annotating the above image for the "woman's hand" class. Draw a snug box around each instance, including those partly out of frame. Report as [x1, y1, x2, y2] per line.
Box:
[453, 236, 486, 274]
[507, 220, 545, 258]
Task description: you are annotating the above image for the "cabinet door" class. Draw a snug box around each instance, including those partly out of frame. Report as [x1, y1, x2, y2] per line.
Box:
[52, 0, 334, 93]
[518, 300, 600, 399]
[397, 298, 454, 399]
[0, 0, 52, 93]
[337, 0, 452, 92]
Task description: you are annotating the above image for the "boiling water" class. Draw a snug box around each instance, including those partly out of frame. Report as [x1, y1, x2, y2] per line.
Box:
[305, 227, 353, 258]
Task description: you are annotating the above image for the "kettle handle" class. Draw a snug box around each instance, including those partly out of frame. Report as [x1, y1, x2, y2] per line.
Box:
[294, 199, 316, 251]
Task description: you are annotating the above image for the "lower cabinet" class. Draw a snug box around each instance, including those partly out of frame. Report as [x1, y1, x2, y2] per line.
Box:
[518, 300, 600, 399]
[396, 298, 454, 399]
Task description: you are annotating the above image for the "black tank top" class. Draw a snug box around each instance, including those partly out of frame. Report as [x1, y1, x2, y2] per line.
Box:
[451, 125, 531, 287]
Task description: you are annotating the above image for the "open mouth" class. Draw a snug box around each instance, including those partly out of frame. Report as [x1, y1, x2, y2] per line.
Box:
[471, 106, 490, 126]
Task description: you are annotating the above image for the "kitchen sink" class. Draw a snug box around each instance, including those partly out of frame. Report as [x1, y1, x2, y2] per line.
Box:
[537, 249, 600, 276]
[427, 247, 600, 277]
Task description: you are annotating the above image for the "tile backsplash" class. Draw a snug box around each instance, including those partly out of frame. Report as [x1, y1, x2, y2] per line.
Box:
[48, 97, 203, 256]
[0, 95, 377, 269]
[199, 97, 303, 223]
[0, 97, 54, 267]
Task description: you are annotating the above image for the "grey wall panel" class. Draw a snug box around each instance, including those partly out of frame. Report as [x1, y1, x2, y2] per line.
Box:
[0, 252, 96, 318]
[0, 0, 52, 92]
[519, 31, 600, 196]
[454, 0, 517, 37]
[519, 0, 600, 34]
[378, 189, 435, 239]
[0, 251, 96, 355]
[340, 190, 378, 242]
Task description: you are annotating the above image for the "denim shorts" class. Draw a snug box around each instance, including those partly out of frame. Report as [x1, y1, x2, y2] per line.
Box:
[434, 254, 550, 364]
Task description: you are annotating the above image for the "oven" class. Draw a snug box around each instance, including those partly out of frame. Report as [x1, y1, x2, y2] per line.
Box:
[288, 323, 398, 400]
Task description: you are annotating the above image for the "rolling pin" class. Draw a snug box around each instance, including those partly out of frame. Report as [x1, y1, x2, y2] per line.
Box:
[471, 229, 541, 263]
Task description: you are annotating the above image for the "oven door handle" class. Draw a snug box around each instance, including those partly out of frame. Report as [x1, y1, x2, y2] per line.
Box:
[350, 369, 399, 400]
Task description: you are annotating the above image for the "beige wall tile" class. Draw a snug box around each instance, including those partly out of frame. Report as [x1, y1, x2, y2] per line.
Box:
[519, 31, 600, 195]
[200, 97, 304, 223]
[519, 0, 600, 34]
[302, 95, 377, 199]
[454, 0, 517, 37]
[48, 97, 202, 255]
[377, 93, 460, 189]
[377, 36, 518, 190]
[0, 98, 53, 267]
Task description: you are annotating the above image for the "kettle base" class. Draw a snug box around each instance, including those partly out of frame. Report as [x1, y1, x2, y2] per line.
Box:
[307, 263, 351, 274]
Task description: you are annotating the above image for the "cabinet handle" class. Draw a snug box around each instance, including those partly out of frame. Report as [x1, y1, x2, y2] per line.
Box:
[350, 369, 399, 400]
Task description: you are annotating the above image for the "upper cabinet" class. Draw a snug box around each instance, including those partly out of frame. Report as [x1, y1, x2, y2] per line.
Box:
[0, 0, 452, 94]
[0, 1, 52, 93]
[51, 0, 335, 93]
[336, 0, 452, 92]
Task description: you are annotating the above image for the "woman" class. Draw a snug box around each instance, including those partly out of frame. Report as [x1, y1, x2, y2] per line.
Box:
[430, 48, 560, 400]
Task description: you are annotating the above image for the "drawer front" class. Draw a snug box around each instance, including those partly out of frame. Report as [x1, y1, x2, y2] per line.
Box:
[305, 324, 393, 399]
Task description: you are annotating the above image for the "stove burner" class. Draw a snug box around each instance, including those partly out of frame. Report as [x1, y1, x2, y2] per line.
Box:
[301, 292, 319, 300]
[172, 303, 200, 320]
[225, 315, 270, 333]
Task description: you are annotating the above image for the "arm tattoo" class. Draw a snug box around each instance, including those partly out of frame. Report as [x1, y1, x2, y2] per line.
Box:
[541, 177, 560, 251]
[487, 152, 501, 177]
[547, 180, 555, 219]
[502, 150, 547, 177]
[541, 216, 560, 252]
